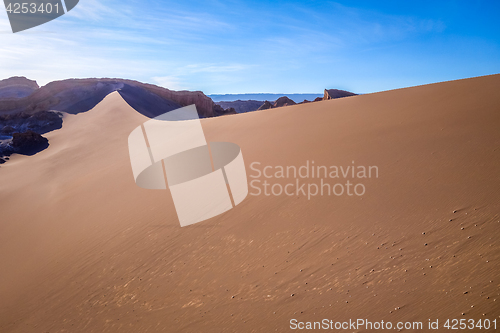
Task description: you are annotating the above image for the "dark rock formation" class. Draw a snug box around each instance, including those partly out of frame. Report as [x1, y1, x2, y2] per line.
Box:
[0, 77, 39, 99]
[299, 92, 355, 106]
[274, 96, 296, 108]
[257, 101, 273, 111]
[28, 111, 63, 133]
[257, 96, 297, 111]
[0, 129, 49, 159]
[212, 104, 236, 116]
[11, 130, 49, 155]
[216, 100, 265, 113]
[0, 110, 63, 136]
[323, 89, 357, 100]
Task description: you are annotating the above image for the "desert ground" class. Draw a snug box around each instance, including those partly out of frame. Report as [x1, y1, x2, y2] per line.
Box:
[0, 74, 499, 332]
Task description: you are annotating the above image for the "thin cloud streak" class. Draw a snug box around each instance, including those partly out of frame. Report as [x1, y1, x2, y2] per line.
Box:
[0, 1, 498, 93]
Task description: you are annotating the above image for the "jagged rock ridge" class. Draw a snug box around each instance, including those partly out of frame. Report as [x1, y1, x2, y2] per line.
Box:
[0, 77, 39, 99]
[0, 77, 235, 119]
[215, 100, 265, 113]
[323, 89, 357, 100]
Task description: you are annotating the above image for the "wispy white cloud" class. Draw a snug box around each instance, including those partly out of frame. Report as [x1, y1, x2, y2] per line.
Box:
[0, 0, 496, 94]
[182, 63, 249, 74]
[151, 76, 187, 90]
[148, 63, 251, 92]
[65, 0, 134, 23]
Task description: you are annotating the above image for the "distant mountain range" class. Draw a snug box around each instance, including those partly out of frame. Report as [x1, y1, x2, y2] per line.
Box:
[209, 93, 323, 103]
[215, 100, 265, 113]
[214, 89, 357, 113]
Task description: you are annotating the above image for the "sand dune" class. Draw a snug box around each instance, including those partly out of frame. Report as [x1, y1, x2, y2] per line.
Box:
[0, 75, 499, 332]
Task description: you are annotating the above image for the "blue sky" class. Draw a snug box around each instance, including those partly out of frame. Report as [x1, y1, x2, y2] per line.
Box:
[0, 0, 499, 94]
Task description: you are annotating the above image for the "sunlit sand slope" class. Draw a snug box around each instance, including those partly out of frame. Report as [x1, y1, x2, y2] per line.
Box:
[0, 75, 499, 332]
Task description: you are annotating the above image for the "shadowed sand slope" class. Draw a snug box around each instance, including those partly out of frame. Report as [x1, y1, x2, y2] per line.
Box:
[0, 75, 499, 332]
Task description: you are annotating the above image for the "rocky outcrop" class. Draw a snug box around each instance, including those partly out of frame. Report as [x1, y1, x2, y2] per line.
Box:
[257, 101, 273, 111]
[0, 130, 49, 158]
[11, 130, 48, 153]
[216, 100, 265, 113]
[323, 89, 357, 100]
[0, 77, 39, 99]
[213, 104, 237, 116]
[0, 110, 63, 136]
[0, 77, 234, 119]
[0, 111, 62, 162]
[257, 96, 297, 111]
[274, 96, 296, 108]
